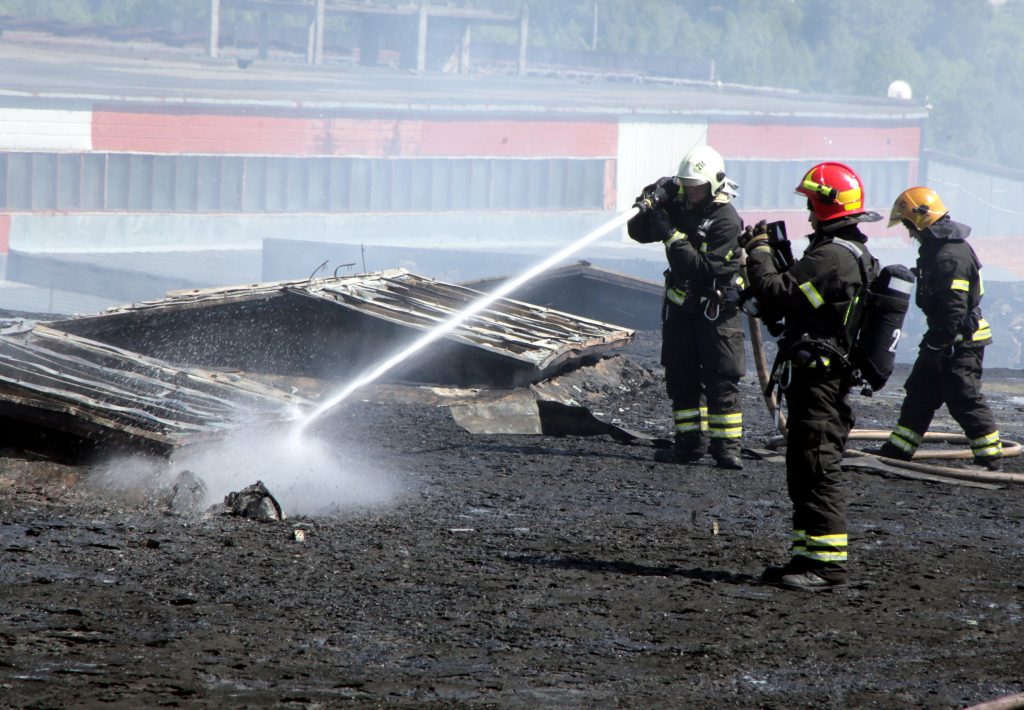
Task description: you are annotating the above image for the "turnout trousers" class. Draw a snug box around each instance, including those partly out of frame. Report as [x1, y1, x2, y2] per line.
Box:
[890, 345, 1000, 460]
[661, 305, 745, 458]
[782, 361, 854, 576]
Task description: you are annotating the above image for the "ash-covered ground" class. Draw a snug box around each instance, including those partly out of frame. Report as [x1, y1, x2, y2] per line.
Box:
[1, 329, 1023, 709]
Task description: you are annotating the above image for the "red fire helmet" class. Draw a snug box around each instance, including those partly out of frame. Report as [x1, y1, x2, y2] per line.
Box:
[795, 162, 868, 223]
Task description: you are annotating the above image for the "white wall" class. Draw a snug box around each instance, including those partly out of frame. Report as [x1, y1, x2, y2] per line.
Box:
[0, 108, 92, 151]
[615, 121, 707, 211]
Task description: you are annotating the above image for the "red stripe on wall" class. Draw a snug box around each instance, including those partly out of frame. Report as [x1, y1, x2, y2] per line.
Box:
[603, 159, 617, 210]
[0, 215, 9, 255]
[708, 124, 921, 160]
[93, 112, 618, 158]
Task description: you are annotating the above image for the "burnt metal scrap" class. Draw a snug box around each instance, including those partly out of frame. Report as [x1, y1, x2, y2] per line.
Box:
[292, 270, 635, 381]
[1, 270, 631, 453]
[53, 270, 634, 387]
[0, 323, 307, 454]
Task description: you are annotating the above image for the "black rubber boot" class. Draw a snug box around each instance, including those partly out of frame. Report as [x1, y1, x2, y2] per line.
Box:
[654, 432, 707, 464]
[760, 558, 810, 584]
[876, 441, 913, 461]
[973, 456, 1002, 471]
[714, 453, 743, 470]
[710, 440, 743, 470]
[779, 570, 849, 592]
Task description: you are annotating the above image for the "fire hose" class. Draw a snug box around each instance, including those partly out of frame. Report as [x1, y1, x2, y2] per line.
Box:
[746, 313, 1024, 484]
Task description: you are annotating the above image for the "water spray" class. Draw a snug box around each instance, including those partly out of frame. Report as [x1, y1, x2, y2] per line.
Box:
[294, 207, 640, 435]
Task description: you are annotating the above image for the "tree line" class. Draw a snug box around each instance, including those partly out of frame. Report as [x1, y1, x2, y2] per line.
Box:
[2, 0, 1022, 171]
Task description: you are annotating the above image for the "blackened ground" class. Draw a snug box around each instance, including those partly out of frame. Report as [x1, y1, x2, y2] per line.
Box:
[1, 330, 1023, 709]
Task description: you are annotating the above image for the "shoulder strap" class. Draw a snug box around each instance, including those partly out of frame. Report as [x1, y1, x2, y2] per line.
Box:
[830, 237, 874, 291]
[822, 237, 875, 353]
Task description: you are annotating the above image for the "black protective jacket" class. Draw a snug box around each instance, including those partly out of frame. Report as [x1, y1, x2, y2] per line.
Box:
[746, 224, 878, 354]
[915, 216, 991, 349]
[628, 197, 743, 314]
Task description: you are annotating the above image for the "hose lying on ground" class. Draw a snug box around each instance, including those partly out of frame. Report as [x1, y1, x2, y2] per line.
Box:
[747, 315, 1024, 484]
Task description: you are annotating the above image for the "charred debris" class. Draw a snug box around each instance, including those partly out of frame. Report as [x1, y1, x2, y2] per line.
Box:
[1, 268, 647, 459]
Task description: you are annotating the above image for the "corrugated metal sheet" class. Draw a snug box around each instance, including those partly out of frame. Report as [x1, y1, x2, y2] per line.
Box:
[292, 270, 633, 371]
[52, 270, 634, 386]
[0, 323, 307, 452]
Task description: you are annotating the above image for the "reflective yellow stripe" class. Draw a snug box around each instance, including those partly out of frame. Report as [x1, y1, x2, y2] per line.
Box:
[842, 295, 859, 325]
[666, 287, 687, 306]
[673, 407, 702, 434]
[807, 533, 848, 547]
[709, 426, 742, 439]
[888, 424, 922, 454]
[664, 230, 687, 246]
[893, 425, 923, 444]
[970, 431, 1000, 447]
[974, 444, 1002, 458]
[970, 431, 1002, 458]
[801, 179, 862, 210]
[886, 436, 915, 454]
[798, 549, 848, 563]
[799, 281, 825, 309]
[725, 249, 734, 261]
[790, 530, 807, 555]
[707, 412, 742, 425]
[799, 532, 849, 563]
[951, 278, 970, 292]
[972, 317, 991, 341]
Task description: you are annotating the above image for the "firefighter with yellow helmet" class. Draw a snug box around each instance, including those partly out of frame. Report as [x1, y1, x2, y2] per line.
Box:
[627, 144, 746, 469]
[877, 187, 1003, 469]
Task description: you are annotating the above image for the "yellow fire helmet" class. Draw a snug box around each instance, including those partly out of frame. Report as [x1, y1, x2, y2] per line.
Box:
[888, 186, 948, 231]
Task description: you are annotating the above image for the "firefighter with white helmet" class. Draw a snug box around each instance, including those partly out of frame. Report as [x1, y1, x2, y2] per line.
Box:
[741, 161, 881, 591]
[877, 187, 1002, 469]
[628, 144, 746, 469]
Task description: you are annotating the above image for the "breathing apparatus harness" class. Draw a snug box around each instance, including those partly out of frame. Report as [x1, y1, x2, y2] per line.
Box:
[761, 231, 911, 404]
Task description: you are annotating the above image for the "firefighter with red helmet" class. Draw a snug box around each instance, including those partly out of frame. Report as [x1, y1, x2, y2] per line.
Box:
[741, 162, 881, 591]
[877, 188, 1002, 469]
[627, 144, 746, 469]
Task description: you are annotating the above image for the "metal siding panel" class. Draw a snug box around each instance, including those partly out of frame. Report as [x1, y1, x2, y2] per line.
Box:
[708, 124, 921, 160]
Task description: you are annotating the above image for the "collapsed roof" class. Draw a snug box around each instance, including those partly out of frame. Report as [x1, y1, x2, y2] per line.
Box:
[52, 270, 634, 388]
[0, 270, 632, 454]
[0, 323, 307, 455]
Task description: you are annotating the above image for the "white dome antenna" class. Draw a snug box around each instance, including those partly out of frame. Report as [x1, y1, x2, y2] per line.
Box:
[887, 80, 913, 100]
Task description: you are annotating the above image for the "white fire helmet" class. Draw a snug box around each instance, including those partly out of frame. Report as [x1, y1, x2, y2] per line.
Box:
[676, 144, 728, 195]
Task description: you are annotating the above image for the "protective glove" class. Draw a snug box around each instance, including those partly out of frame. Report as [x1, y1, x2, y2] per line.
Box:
[628, 207, 668, 244]
[739, 219, 770, 251]
[648, 207, 681, 243]
[633, 176, 680, 213]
